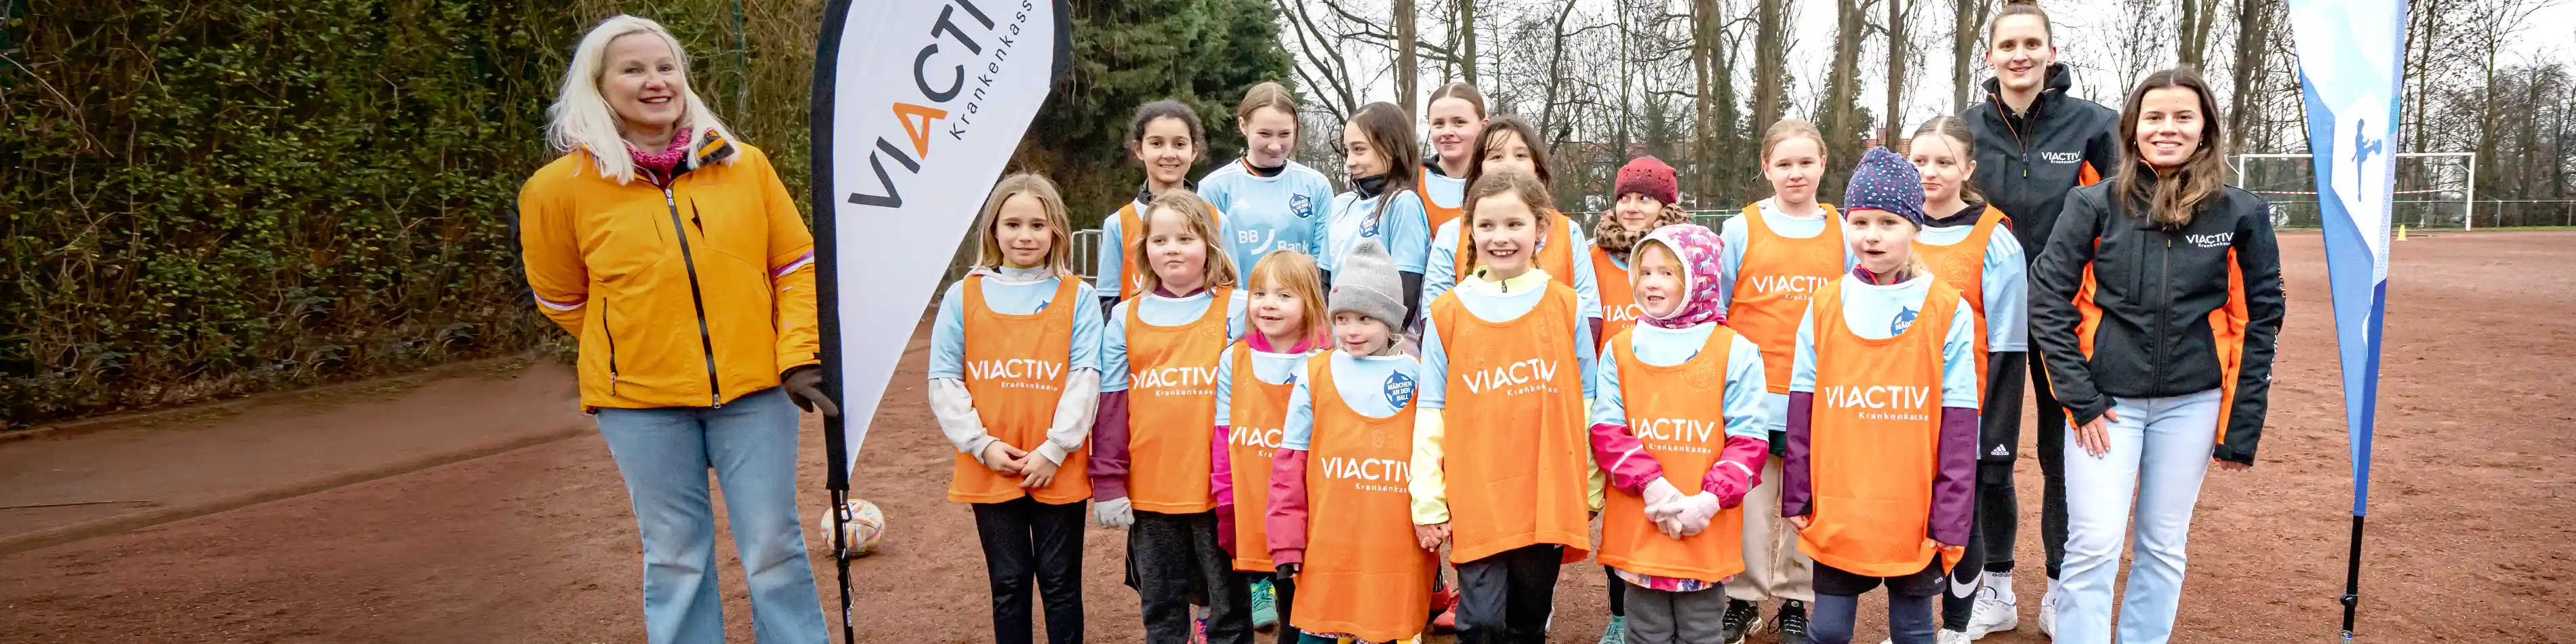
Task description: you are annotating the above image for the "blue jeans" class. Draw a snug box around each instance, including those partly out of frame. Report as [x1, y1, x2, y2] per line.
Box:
[596, 388, 827, 644]
[2056, 388, 2223, 644]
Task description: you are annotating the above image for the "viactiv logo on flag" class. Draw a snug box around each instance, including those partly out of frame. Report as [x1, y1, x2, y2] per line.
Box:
[812, 0, 1072, 481]
[2287, 0, 2404, 519]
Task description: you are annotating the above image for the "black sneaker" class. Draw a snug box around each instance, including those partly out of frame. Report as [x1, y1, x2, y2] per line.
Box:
[1721, 599, 1763, 644]
[1775, 600, 1810, 644]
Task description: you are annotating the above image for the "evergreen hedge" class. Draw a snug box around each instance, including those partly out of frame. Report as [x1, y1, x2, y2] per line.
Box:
[0, 1, 817, 426]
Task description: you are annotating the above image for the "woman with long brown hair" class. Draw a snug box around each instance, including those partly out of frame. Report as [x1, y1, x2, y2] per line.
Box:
[2026, 67, 2283, 644]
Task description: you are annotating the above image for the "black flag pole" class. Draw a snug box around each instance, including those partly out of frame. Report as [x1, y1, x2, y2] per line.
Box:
[2340, 514, 2363, 642]
[809, 1, 857, 641]
[805, 1, 1074, 641]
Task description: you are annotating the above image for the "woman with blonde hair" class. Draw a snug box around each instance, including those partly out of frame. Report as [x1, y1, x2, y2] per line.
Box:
[517, 15, 831, 643]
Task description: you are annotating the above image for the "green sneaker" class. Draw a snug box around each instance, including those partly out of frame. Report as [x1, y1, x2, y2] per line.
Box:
[1598, 615, 1627, 644]
[1250, 578, 1279, 631]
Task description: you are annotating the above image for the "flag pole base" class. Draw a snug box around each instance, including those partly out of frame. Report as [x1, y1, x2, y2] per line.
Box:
[831, 488, 856, 643]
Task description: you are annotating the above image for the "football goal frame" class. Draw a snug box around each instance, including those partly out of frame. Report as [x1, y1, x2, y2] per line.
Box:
[2234, 152, 2478, 230]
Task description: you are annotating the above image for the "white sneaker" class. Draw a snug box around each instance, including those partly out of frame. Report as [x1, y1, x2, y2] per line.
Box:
[1965, 586, 2019, 639]
[2036, 578, 2060, 637]
[1874, 629, 1971, 644]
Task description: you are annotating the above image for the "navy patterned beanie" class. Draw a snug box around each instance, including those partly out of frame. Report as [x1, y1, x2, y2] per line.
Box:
[1842, 146, 1928, 226]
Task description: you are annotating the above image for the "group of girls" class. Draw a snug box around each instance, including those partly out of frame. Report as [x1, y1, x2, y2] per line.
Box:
[926, 72, 2018, 644]
[928, 11, 2278, 641]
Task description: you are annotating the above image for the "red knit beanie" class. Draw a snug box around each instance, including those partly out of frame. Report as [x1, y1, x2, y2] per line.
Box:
[1615, 156, 1678, 205]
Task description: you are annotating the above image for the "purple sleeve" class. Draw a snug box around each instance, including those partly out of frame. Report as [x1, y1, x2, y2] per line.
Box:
[1704, 435, 1770, 508]
[1089, 391, 1131, 500]
[1589, 422, 1669, 494]
[1211, 425, 1235, 554]
[1929, 405, 1978, 546]
[1782, 391, 1814, 517]
[1267, 447, 1310, 567]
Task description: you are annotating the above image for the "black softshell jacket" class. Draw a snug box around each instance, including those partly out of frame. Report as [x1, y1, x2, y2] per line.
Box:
[2026, 176, 2287, 464]
[1965, 64, 2122, 256]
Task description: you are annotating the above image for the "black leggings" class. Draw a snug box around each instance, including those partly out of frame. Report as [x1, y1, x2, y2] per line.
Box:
[973, 497, 1087, 644]
[2028, 352, 2070, 580]
[1942, 462, 2016, 629]
[1606, 565, 1626, 617]
[1455, 544, 1564, 644]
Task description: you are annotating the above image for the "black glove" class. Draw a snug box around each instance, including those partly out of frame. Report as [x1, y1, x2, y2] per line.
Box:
[1274, 563, 1300, 581]
[781, 365, 841, 417]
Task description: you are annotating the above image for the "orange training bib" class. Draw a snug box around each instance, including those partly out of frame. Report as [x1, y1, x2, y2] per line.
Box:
[1289, 356, 1436, 642]
[1123, 289, 1234, 513]
[1591, 244, 1639, 351]
[951, 276, 1092, 504]
[1795, 278, 1960, 577]
[1598, 327, 1746, 582]
[1418, 168, 1464, 233]
[1224, 340, 1294, 571]
[1913, 206, 2007, 393]
[1731, 202, 1844, 394]
[1431, 284, 1592, 563]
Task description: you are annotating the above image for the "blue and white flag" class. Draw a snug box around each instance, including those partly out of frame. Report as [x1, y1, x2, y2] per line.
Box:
[812, 0, 1072, 488]
[2287, 0, 2407, 518]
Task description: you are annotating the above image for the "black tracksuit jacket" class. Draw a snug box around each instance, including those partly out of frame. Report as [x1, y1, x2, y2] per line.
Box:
[2027, 174, 2287, 464]
[1965, 63, 2122, 257]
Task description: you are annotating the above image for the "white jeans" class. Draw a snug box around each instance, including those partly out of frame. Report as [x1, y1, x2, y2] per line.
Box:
[2056, 388, 2223, 644]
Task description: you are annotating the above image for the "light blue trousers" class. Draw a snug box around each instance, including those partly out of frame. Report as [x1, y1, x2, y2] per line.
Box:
[595, 388, 828, 644]
[2055, 388, 2223, 644]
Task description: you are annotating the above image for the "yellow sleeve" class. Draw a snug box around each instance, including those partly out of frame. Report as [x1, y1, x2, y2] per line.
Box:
[518, 176, 587, 336]
[1409, 407, 1450, 525]
[756, 150, 822, 372]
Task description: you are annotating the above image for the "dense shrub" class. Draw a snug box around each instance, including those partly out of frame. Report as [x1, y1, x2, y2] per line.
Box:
[0, 0, 1285, 426]
[0, 0, 816, 425]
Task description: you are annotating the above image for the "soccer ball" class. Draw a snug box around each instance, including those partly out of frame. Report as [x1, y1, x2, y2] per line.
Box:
[820, 499, 885, 558]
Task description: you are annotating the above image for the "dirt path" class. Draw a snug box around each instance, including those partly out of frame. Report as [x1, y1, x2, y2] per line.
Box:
[1, 231, 2569, 643]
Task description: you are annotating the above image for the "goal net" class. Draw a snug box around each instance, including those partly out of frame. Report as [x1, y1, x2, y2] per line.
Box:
[2234, 153, 2476, 230]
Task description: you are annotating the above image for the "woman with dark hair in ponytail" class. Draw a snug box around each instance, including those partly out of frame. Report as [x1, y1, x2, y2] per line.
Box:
[2026, 67, 2282, 644]
[1960, 1, 2121, 632]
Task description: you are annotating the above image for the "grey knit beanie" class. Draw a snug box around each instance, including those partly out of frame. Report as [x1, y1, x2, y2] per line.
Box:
[1329, 240, 1406, 329]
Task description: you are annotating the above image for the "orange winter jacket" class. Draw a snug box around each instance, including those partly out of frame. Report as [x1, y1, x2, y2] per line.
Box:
[517, 132, 820, 410]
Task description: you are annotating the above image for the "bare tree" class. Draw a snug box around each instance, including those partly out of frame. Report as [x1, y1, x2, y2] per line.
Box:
[1538, 0, 1584, 133]
[1752, 0, 1788, 130]
[1274, 0, 1365, 120]
[1788, 0, 1871, 199]
[1883, 0, 1910, 146]
[1396, 0, 1418, 116]
[2178, 0, 2226, 68]
[1460, 0, 1479, 85]
[2469, 0, 2548, 198]
[1693, 0, 1750, 204]
[2225, 0, 2273, 153]
[1824, 0, 1865, 141]
[1951, 0, 1991, 110]
[2109, 0, 2171, 89]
